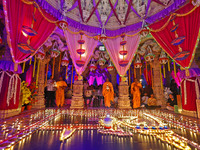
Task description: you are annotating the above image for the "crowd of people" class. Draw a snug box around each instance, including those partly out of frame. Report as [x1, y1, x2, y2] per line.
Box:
[45, 76, 178, 111]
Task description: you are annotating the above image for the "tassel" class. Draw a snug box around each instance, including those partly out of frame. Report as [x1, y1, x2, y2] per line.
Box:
[45, 62, 49, 86]
[146, 62, 148, 81]
[33, 56, 36, 77]
[71, 65, 74, 89]
[140, 67, 141, 76]
[14, 63, 18, 72]
[185, 69, 190, 77]
[168, 59, 170, 72]
[29, 58, 32, 65]
[22, 62, 26, 73]
[58, 53, 61, 72]
[134, 67, 136, 78]
[129, 68, 131, 86]
[65, 66, 68, 80]
[150, 64, 153, 88]
[36, 59, 40, 87]
[52, 57, 55, 78]
[163, 64, 166, 78]
[173, 61, 176, 78]
[160, 64, 163, 91]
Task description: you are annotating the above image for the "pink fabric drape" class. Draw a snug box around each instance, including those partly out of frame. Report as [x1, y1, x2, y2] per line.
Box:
[104, 35, 140, 76]
[3, 0, 56, 63]
[26, 65, 33, 86]
[64, 30, 98, 75]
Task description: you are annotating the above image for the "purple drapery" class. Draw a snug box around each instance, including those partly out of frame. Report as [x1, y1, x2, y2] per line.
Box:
[63, 30, 98, 75]
[0, 61, 22, 74]
[3, 0, 56, 64]
[34, 0, 187, 37]
[104, 34, 140, 76]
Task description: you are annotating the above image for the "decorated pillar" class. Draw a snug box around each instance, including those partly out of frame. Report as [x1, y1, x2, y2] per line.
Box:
[151, 52, 166, 106]
[32, 59, 46, 109]
[118, 78, 131, 109]
[70, 79, 84, 109]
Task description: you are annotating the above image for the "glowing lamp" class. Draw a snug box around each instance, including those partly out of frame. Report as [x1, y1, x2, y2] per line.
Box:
[119, 60, 129, 67]
[76, 49, 85, 55]
[18, 43, 35, 54]
[76, 60, 85, 67]
[119, 50, 128, 55]
[22, 26, 37, 36]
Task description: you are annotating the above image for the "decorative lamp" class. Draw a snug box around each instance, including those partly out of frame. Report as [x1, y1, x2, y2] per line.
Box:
[76, 60, 85, 67]
[61, 52, 69, 79]
[99, 34, 107, 43]
[144, 46, 155, 62]
[0, 36, 2, 44]
[159, 50, 168, 65]
[140, 27, 149, 38]
[18, 43, 35, 54]
[134, 54, 142, 69]
[119, 34, 128, 67]
[76, 32, 85, 67]
[36, 47, 45, 60]
[107, 62, 114, 72]
[56, 20, 68, 30]
[89, 64, 97, 72]
[98, 58, 106, 66]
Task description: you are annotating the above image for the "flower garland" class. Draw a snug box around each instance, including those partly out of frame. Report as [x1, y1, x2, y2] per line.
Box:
[21, 81, 31, 105]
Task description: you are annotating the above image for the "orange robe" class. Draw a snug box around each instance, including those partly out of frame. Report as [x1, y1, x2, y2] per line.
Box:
[56, 81, 67, 107]
[102, 82, 114, 107]
[131, 82, 142, 108]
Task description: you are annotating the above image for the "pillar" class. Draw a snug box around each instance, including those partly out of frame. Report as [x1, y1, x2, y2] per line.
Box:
[118, 81, 131, 109]
[32, 59, 46, 109]
[151, 52, 166, 107]
[70, 80, 84, 109]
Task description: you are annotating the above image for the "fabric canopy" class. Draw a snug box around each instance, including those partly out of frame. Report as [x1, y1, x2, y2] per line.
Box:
[150, 4, 200, 69]
[64, 30, 98, 75]
[104, 34, 140, 76]
[3, 0, 56, 64]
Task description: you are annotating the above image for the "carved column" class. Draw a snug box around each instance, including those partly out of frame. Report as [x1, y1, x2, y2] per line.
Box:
[151, 52, 166, 107]
[33, 59, 46, 109]
[118, 81, 131, 109]
[70, 80, 84, 109]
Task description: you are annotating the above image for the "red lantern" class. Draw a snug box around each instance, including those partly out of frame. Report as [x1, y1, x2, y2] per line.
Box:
[76, 60, 85, 67]
[22, 26, 37, 37]
[76, 49, 86, 55]
[56, 20, 68, 30]
[119, 60, 129, 67]
[120, 41, 127, 46]
[18, 43, 35, 54]
[107, 63, 114, 71]
[119, 50, 128, 56]
[78, 40, 85, 44]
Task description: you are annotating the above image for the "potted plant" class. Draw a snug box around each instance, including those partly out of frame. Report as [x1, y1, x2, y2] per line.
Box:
[27, 82, 38, 110]
[21, 81, 31, 111]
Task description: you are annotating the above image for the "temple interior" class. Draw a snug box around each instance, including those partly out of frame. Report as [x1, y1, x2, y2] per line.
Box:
[0, 0, 200, 150]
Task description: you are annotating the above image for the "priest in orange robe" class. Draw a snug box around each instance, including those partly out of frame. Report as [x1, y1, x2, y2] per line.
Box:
[131, 78, 142, 108]
[102, 78, 114, 108]
[56, 77, 67, 107]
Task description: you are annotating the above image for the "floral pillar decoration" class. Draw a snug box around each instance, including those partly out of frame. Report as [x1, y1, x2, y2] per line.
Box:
[36, 47, 45, 87]
[134, 54, 142, 77]
[159, 50, 168, 78]
[51, 42, 60, 78]
[61, 52, 69, 80]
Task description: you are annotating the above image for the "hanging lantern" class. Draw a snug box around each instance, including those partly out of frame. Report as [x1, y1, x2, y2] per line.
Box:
[173, 51, 190, 61]
[22, 26, 37, 37]
[134, 54, 142, 69]
[51, 42, 60, 78]
[61, 52, 69, 67]
[107, 62, 114, 71]
[171, 36, 186, 46]
[36, 47, 45, 60]
[89, 64, 97, 72]
[76, 32, 85, 67]
[159, 50, 168, 65]
[140, 27, 149, 38]
[144, 45, 155, 62]
[119, 34, 128, 67]
[98, 58, 106, 66]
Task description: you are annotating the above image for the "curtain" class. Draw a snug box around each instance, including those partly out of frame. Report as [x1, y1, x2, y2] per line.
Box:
[143, 69, 152, 86]
[150, 4, 200, 68]
[181, 77, 200, 111]
[64, 30, 98, 75]
[0, 71, 21, 110]
[3, 0, 56, 64]
[104, 34, 140, 76]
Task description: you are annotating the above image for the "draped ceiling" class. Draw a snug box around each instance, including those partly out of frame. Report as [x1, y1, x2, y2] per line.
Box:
[3, 0, 200, 76]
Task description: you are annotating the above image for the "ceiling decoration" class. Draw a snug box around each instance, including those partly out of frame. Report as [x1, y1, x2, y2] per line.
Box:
[35, 0, 187, 36]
